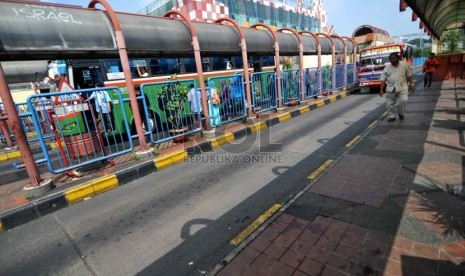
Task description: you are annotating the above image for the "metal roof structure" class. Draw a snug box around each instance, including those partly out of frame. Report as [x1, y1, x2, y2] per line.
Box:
[400, 0, 465, 39]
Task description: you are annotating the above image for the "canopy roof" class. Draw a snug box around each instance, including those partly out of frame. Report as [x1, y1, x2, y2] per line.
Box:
[401, 0, 465, 38]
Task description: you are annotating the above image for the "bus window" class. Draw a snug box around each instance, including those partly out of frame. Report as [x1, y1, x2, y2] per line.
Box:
[102, 60, 124, 81]
[232, 56, 243, 69]
[149, 59, 161, 75]
[182, 57, 197, 74]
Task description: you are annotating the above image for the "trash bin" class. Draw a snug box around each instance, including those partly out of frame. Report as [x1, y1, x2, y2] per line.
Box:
[54, 111, 100, 159]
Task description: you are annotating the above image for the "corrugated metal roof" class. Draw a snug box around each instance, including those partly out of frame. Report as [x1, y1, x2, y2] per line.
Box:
[401, 0, 465, 38]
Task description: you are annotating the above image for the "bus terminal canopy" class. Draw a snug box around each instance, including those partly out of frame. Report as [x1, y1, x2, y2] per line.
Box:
[401, 0, 465, 39]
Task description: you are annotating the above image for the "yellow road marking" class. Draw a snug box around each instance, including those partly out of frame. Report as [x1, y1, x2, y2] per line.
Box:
[341, 92, 347, 98]
[330, 97, 337, 103]
[0, 222, 3, 234]
[277, 113, 291, 123]
[368, 120, 378, 129]
[317, 101, 325, 108]
[345, 135, 361, 148]
[230, 203, 282, 246]
[307, 159, 333, 180]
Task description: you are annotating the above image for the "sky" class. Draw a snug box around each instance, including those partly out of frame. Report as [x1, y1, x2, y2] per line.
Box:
[48, 0, 422, 37]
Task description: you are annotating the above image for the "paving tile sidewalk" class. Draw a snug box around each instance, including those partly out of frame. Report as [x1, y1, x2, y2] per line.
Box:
[218, 80, 465, 276]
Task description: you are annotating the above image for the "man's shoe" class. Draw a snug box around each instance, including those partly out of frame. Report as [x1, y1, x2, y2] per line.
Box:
[398, 114, 405, 120]
[387, 117, 396, 122]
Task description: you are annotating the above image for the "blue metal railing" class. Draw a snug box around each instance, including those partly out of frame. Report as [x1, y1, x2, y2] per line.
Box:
[140, 79, 202, 144]
[281, 69, 301, 105]
[346, 64, 356, 85]
[207, 74, 246, 127]
[335, 64, 345, 89]
[251, 71, 278, 113]
[304, 67, 319, 98]
[27, 87, 133, 174]
[321, 65, 333, 92]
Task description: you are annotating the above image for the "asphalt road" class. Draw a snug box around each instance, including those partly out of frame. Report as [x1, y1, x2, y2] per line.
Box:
[0, 93, 387, 276]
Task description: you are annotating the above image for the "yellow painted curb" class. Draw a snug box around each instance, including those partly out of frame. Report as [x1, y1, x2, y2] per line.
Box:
[171, 150, 188, 166]
[65, 175, 119, 204]
[249, 121, 267, 134]
[0, 222, 3, 234]
[368, 120, 378, 129]
[317, 101, 325, 108]
[0, 155, 8, 162]
[65, 183, 95, 205]
[307, 159, 333, 180]
[341, 92, 347, 98]
[330, 96, 337, 103]
[26, 131, 37, 138]
[231, 203, 282, 246]
[299, 106, 310, 114]
[154, 149, 188, 170]
[346, 135, 361, 148]
[92, 175, 118, 195]
[277, 113, 291, 123]
[6, 151, 21, 159]
[211, 132, 235, 149]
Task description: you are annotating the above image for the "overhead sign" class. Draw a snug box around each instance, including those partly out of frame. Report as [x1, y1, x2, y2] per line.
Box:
[361, 46, 402, 58]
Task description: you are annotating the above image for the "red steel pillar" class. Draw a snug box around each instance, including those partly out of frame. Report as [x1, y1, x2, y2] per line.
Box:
[214, 18, 254, 118]
[342, 36, 358, 87]
[278, 28, 304, 102]
[165, 10, 212, 131]
[299, 31, 322, 95]
[0, 109, 14, 148]
[251, 23, 283, 109]
[0, 64, 42, 185]
[88, 0, 150, 151]
[317, 33, 335, 92]
[332, 34, 347, 90]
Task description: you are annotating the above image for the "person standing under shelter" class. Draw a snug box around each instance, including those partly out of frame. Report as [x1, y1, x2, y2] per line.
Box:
[187, 84, 202, 129]
[423, 52, 439, 89]
[86, 83, 113, 133]
[379, 52, 415, 122]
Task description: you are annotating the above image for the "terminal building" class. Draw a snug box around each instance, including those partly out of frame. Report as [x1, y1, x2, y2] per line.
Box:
[137, 0, 330, 33]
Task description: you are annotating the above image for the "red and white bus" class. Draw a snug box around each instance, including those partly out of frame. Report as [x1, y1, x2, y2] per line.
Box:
[358, 43, 413, 93]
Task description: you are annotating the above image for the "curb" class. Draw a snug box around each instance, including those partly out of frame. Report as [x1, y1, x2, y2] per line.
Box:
[0, 89, 356, 233]
[0, 144, 53, 164]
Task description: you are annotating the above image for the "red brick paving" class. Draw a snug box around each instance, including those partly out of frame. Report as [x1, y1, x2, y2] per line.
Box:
[219, 81, 465, 276]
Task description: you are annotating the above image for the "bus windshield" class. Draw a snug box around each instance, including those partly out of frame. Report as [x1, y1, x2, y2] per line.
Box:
[359, 55, 390, 72]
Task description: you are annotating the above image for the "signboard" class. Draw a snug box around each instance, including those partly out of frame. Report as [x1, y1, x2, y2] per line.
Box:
[361, 46, 402, 58]
[107, 72, 125, 80]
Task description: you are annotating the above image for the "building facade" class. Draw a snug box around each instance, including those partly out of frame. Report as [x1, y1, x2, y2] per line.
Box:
[138, 0, 328, 33]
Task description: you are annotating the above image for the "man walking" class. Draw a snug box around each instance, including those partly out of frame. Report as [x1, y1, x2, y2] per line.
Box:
[379, 52, 414, 122]
[423, 52, 439, 89]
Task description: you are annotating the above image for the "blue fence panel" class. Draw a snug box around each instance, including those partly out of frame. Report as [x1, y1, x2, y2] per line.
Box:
[304, 67, 319, 99]
[140, 79, 202, 144]
[346, 64, 356, 85]
[207, 74, 246, 127]
[413, 57, 427, 67]
[281, 69, 301, 105]
[335, 64, 345, 89]
[251, 71, 278, 113]
[321, 66, 333, 92]
[27, 87, 133, 174]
